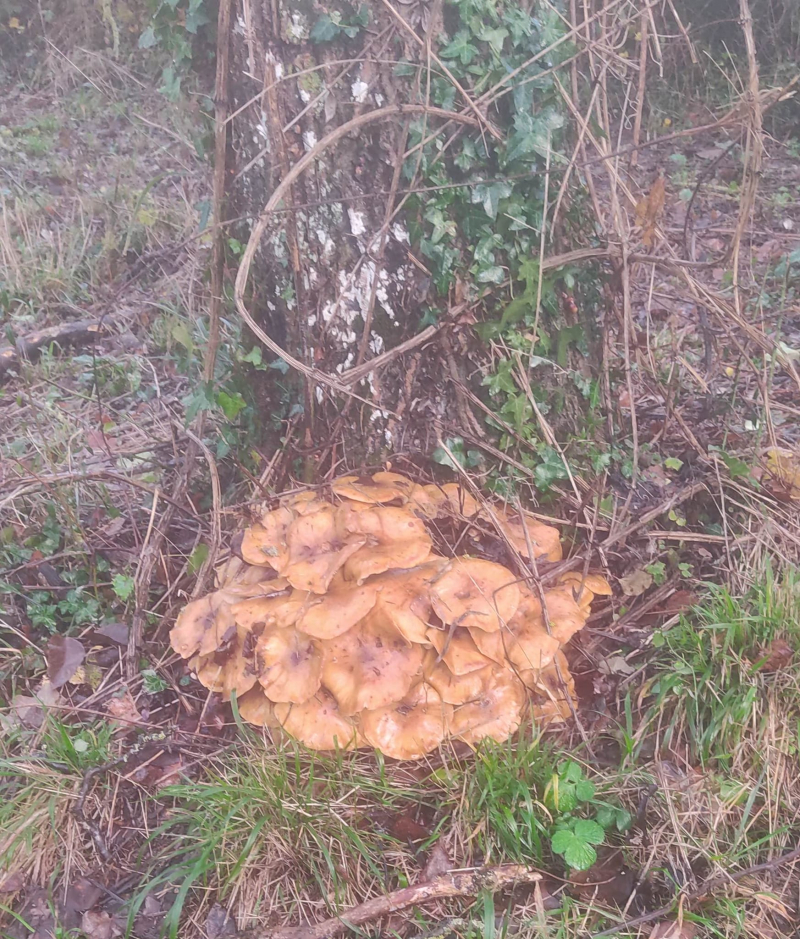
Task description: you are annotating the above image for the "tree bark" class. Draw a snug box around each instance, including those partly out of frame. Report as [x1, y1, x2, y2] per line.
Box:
[226, 0, 472, 465]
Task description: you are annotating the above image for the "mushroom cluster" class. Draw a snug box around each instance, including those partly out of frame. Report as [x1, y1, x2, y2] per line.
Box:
[170, 472, 610, 760]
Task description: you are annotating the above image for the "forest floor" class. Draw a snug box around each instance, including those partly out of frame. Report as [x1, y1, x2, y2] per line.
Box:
[2, 35, 800, 939]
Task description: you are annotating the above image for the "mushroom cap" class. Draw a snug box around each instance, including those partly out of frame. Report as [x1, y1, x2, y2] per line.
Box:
[193, 625, 260, 698]
[520, 651, 576, 723]
[256, 627, 323, 703]
[337, 503, 432, 583]
[494, 510, 563, 562]
[558, 571, 614, 603]
[295, 577, 378, 639]
[215, 557, 284, 589]
[407, 484, 448, 519]
[361, 682, 453, 760]
[280, 491, 328, 515]
[449, 667, 526, 745]
[441, 483, 480, 518]
[423, 651, 494, 705]
[331, 472, 414, 505]
[170, 592, 236, 659]
[236, 686, 279, 727]
[240, 506, 294, 569]
[426, 627, 493, 675]
[274, 689, 362, 750]
[469, 593, 561, 672]
[230, 588, 307, 633]
[430, 558, 520, 633]
[371, 560, 445, 643]
[541, 586, 589, 644]
[321, 609, 424, 716]
[282, 504, 366, 593]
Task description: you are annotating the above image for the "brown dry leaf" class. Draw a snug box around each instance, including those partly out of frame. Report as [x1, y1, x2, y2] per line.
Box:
[660, 590, 699, 616]
[648, 922, 698, 939]
[95, 622, 129, 646]
[391, 815, 431, 842]
[765, 448, 800, 500]
[619, 569, 653, 597]
[204, 904, 238, 939]
[106, 690, 142, 726]
[635, 175, 666, 248]
[47, 635, 85, 688]
[0, 871, 25, 894]
[81, 910, 118, 939]
[758, 637, 793, 672]
[420, 842, 452, 882]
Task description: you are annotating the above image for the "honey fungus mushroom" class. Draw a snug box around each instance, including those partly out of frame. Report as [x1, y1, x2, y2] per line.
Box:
[170, 471, 610, 759]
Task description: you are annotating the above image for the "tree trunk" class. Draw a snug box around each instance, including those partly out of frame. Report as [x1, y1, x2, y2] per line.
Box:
[226, 0, 475, 467]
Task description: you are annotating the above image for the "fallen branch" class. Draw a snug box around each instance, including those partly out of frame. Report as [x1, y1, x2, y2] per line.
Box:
[256, 865, 541, 939]
[0, 317, 120, 377]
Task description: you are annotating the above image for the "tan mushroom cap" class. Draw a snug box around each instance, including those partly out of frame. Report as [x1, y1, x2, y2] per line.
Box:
[430, 558, 520, 633]
[426, 627, 493, 675]
[423, 651, 493, 705]
[331, 472, 414, 504]
[215, 556, 284, 589]
[441, 483, 480, 518]
[361, 682, 453, 760]
[321, 609, 424, 716]
[469, 593, 561, 672]
[256, 627, 323, 703]
[240, 506, 294, 569]
[520, 651, 576, 723]
[495, 510, 562, 562]
[236, 686, 279, 727]
[337, 504, 432, 583]
[407, 484, 448, 519]
[371, 560, 445, 643]
[295, 576, 378, 639]
[193, 626, 260, 698]
[274, 689, 361, 750]
[557, 572, 613, 609]
[282, 504, 366, 594]
[541, 586, 589, 644]
[170, 592, 236, 659]
[450, 667, 526, 745]
[280, 490, 328, 516]
[230, 588, 307, 633]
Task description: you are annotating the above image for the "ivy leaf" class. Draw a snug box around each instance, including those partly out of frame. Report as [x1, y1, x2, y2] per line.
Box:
[575, 779, 596, 802]
[310, 14, 340, 42]
[138, 25, 158, 49]
[478, 25, 509, 55]
[217, 390, 247, 421]
[564, 838, 598, 871]
[471, 181, 513, 220]
[112, 573, 135, 602]
[441, 30, 478, 65]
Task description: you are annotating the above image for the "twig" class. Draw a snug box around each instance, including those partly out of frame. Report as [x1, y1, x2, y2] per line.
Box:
[591, 844, 800, 937]
[0, 317, 123, 378]
[629, 7, 648, 167]
[255, 865, 541, 939]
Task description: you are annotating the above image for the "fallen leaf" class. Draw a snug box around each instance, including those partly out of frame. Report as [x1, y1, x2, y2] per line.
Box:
[47, 635, 85, 688]
[764, 448, 800, 500]
[660, 590, 698, 616]
[758, 638, 793, 672]
[106, 690, 142, 726]
[95, 622, 129, 646]
[204, 904, 237, 939]
[420, 842, 452, 882]
[0, 870, 25, 893]
[391, 814, 431, 842]
[635, 175, 666, 248]
[619, 569, 653, 597]
[599, 655, 636, 676]
[81, 910, 116, 939]
[64, 878, 103, 914]
[648, 921, 698, 939]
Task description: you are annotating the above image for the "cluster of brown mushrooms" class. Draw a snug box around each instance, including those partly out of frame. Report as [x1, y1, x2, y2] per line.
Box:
[170, 472, 610, 760]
